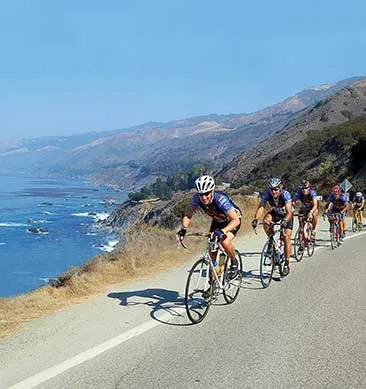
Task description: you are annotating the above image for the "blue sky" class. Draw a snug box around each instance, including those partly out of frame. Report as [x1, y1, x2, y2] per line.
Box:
[0, 0, 365, 140]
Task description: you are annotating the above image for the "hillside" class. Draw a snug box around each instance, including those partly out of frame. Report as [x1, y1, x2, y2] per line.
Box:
[0, 76, 362, 189]
[218, 78, 366, 187]
[242, 115, 366, 194]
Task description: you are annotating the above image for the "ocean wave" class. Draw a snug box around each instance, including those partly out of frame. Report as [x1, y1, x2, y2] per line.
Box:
[97, 239, 119, 252]
[72, 212, 109, 221]
[0, 222, 28, 227]
[0, 242, 6, 246]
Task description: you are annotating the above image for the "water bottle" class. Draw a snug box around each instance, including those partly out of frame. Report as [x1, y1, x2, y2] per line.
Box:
[275, 247, 284, 264]
[212, 260, 220, 275]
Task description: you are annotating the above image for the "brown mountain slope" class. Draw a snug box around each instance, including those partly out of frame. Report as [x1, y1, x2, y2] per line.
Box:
[240, 115, 366, 194]
[218, 79, 366, 184]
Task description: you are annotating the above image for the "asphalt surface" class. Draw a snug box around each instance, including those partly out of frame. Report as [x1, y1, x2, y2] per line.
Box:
[1, 217, 365, 389]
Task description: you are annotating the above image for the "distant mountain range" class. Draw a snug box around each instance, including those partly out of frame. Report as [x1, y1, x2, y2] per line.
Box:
[0, 75, 364, 191]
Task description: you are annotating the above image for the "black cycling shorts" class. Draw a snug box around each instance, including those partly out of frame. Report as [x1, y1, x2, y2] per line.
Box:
[268, 210, 293, 230]
[210, 220, 241, 236]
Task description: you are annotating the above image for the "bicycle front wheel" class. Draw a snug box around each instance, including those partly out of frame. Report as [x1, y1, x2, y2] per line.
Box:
[306, 224, 315, 257]
[260, 240, 275, 288]
[293, 228, 304, 262]
[223, 250, 243, 304]
[330, 223, 340, 249]
[185, 258, 212, 324]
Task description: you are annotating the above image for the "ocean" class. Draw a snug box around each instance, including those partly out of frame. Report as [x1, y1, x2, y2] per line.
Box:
[0, 174, 126, 297]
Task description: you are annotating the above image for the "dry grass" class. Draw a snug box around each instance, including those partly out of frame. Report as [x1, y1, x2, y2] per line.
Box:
[0, 195, 259, 339]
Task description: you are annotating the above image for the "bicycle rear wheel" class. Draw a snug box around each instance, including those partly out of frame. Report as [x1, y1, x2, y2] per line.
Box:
[223, 250, 243, 304]
[260, 240, 275, 288]
[293, 228, 304, 262]
[185, 258, 212, 324]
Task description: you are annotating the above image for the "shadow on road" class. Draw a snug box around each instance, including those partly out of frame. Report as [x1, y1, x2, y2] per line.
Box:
[107, 288, 190, 327]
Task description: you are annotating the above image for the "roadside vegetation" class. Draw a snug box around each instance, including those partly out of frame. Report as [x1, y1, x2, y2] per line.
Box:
[0, 194, 259, 339]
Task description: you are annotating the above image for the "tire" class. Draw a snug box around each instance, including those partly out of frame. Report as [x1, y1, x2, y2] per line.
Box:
[330, 224, 337, 250]
[306, 223, 315, 257]
[352, 217, 357, 233]
[223, 250, 243, 304]
[294, 228, 304, 262]
[260, 240, 275, 288]
[185, 258, 212, 324]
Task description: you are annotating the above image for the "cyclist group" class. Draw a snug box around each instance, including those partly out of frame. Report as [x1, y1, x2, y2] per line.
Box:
[177, 175, 364, 279]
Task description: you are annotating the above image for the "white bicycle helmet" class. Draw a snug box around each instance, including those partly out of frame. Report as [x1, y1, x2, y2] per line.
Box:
[267, 177, 282, 189]
[194, 175, 215, 194]
[356, 191, 362, 197]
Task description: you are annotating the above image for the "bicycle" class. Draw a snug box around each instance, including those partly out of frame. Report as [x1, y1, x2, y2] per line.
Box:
[327, 213, 342, 249]
[182, 232, 243, 324]
[293, 213, 315, 262]
[253, 221, 289, 288]
[352, 208, 363, 232]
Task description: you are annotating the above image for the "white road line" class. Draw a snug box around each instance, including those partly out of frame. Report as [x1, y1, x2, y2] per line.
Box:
[8, 311, 173, 389]
[8, 229, 365, 389]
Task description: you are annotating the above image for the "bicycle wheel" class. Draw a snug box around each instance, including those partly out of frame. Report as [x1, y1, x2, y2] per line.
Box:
[260, 240, 275, 288]
[185, 258, 212, 324]
[330, 223, 336, 250]
[293, 228, 304, 262]
[223, 250, 243, 304]
[352, 217, 357, 233]
[306, 224, 315, 257]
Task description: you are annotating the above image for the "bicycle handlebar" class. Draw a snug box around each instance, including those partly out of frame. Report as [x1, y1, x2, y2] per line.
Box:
[178, 232, 213, 249]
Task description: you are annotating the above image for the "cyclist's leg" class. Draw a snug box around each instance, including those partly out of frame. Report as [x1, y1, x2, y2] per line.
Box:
[263, 211, 274, 236]
[283, 218, 293, 268]
[339, 212, 346, 238]
[217, 221, 241, 277]
[297, 212, 305, 245]
[311, 208, 318, 238]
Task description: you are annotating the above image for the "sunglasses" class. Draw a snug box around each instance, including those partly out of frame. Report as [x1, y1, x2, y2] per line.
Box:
[270, 187, 281, 192]
[199, 191, 212, 197]
[301, 186, 310, 190]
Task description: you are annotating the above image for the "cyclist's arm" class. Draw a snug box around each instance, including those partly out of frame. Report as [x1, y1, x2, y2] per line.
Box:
[310, 197, 318, 215]
[283, 202, 293, 223]
[361, 200, 365, 210]
[323, 202, 332, 215]
[254, 204, 265, 220]
[341, 202, 349, 214]
[181, 207, 196, 229]
[221, 209, 240, 235]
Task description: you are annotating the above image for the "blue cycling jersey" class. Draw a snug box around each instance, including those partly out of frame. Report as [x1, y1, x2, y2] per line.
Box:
[260, 189, 292, 216]
[326, 193, 348, 211]
[293, 188, 317, 208]
[189, 192, 241, 222]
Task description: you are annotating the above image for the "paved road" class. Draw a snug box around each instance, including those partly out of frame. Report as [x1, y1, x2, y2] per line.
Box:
[1, 217, 365, 389]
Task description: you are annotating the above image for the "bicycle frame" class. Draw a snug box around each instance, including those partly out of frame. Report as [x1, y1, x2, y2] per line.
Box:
[255, 221, 287, 288]
[328, 212, 341, 249]
[183, 232, 243, 324]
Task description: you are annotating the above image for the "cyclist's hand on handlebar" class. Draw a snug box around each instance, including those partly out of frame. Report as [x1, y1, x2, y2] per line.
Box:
[176, 228, 186, 242]
[280, 219, 288, 228]
[251, 219, 258, 229]
[212, 229, 225, 240]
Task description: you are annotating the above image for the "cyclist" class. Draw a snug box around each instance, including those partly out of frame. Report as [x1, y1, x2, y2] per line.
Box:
[252, 177, 293, 274]
[323, 185, 349, 243]
[352, 191, 364, 228]
[292, 179, 318, 253]
[176, 175, 242, 280]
